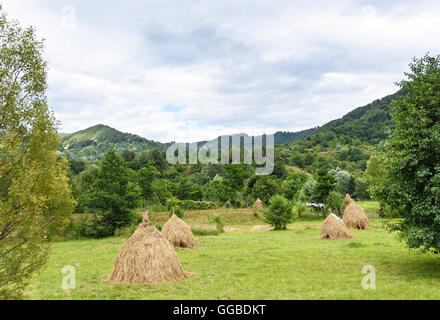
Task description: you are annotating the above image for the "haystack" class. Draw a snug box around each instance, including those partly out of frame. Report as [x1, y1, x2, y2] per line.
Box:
[320, 214, 354, 240]
[108, 212, 189, 285]
[343, 198, 370, 230]
[253, 199, 265, 209]
[162, 213, 197, 249]
[345, 194, 354, 206]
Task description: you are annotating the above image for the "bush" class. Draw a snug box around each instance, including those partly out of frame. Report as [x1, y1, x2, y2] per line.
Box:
[191, 226, 220, 236]
[209, 214, 224, 233]
[70, 211, 141, 239]
[69, 215, 113, 239]
[264, 195, 293, 230]
[326, 191, 344, 214]
[166, 198, 217, 211]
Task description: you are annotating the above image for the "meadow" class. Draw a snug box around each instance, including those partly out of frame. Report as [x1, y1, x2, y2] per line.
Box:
[26, 203, 440, 300]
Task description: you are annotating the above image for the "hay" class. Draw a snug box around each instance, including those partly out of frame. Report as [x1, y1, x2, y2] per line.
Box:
[320, 213, 354, 240]
[251, 225, 273, 231]
[162, 213, 197, 249]
[343, 202, 370, 230]
[253, 199, 265, 209]
[345, 194, 354, 206]
[108, 212, 189, 285]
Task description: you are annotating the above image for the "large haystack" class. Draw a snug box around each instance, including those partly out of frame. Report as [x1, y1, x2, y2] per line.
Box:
[343, 202, 370, 230]
[108, 212, 189, 285]
[162, 213, 197, 249]
[320, 214, 354, 240]
[253, 199, 265, 209]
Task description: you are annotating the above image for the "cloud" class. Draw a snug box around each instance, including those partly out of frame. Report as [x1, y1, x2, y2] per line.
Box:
[2, 0, 440, 142]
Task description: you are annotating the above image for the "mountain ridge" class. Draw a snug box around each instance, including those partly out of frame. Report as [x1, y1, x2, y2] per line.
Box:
[59, 90, 400, 160]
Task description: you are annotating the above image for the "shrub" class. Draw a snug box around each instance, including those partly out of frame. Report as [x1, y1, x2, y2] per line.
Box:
[209, 214, 224, 233]
[264, 195, 293, 230]
[166, 198, 217, 211]
[326, 191, 344, 214]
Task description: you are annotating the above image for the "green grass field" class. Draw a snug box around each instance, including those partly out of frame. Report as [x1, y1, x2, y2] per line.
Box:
[26, 202, 440, 300]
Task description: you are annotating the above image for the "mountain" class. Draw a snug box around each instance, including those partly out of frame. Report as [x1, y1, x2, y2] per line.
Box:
[59, 124, 171, 160]
[60, 90, 401, 162]
[317, 90, 403, 145]
[276, 90, 402, 173]
[59, 125, 317, 160]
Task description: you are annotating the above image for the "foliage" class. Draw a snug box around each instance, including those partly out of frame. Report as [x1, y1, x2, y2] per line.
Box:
[264, 195, 293, 230]
[326, 191, 344, 215]
[59, 124, 170, 161]
[166, 198, 217, 211]
[251, 176, 281, 205]
[315, 167, 336, 203]
[364, 155, 386, 200]
[86, 149, 141, 235]
[0, 9, 75, 299]
[381, 54, 440, 253]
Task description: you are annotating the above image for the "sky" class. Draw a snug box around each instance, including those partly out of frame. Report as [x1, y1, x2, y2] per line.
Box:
[2, 0, 440, 142]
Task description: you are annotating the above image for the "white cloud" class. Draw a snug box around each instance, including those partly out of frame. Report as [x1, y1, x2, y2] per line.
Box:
[1, 0, 440, 142]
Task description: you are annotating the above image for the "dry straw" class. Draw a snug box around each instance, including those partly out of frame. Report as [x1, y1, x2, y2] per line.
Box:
[253, 199, 265, 209]
[343, 194, 370, 230]
[108, 212, 189, 285]
[162, 212, 197, 249]
[320, 213, 354, 240]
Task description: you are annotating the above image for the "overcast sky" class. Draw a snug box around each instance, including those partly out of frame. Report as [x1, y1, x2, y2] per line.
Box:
[2, 0, 440, 142]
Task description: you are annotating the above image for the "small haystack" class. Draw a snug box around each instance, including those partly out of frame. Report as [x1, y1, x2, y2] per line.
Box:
[162, 212, 197, 249]
[345, 194, 354, 206]
[108, 212, 189, 285]
[320, 214, 354, 240]
[253, 199, 265, 209]
[343, 198, 370, 230]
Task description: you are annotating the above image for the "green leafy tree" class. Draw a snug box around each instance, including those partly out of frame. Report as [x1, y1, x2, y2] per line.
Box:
[281, 171, 309, 200]
[147, 148, 168, 174]
[382, 54, 440, 252]
[204, 179, 233, 204]
[0, 8, 75, 299]
[137, 164, 159, 202]
[364, 155, 385, 200]
[252, 176, 281, 205]
[264, 195, 293, 230]
[87, 149, 141, 235]
[315, 167, 336, 203]
[151, 178, 173, 205]
[326, 191, 344, 215]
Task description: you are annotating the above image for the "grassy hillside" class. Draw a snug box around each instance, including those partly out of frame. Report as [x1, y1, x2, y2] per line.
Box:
[276, 91, 402, 174]
[59, 124, 170, 160]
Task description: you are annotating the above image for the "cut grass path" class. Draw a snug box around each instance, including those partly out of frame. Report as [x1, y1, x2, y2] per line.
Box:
[26, 218, 440, 300]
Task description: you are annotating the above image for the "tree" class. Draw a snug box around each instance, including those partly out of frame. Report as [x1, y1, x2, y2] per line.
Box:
[0, 8, 75, 299]
[120, 149, 135, 163]
[137, 164, 159, 202]
[87, 149, 141, 235]
[364, 155, 385, 200]
[330, 167, 355, 196]
[281, 171, 309, 200]
[264, 195, 293, 230]
[251, 176, 281, 205]
[147, 148, 168, 174]
[326, 191, 344, 215]
[382, 54, 440, 252]
[315, 167, 336, 203]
